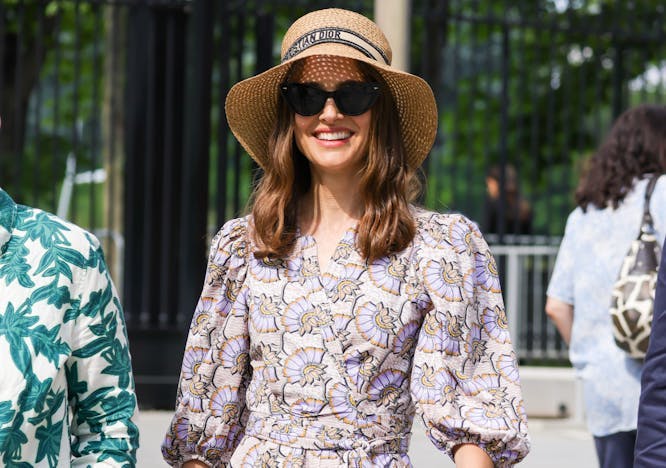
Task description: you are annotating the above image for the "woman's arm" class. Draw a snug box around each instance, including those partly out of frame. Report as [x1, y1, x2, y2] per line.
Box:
[453, 444, 494, 468]
[545, 297, 574, 345]
[183, 462, 210, 468]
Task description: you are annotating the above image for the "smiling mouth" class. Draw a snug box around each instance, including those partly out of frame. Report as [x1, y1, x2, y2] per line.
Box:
[315, 131, 352, 141]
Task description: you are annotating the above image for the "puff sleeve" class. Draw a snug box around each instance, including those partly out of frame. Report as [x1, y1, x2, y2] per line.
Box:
[162, 217, 251, 466]
[410, 213, 530, 466]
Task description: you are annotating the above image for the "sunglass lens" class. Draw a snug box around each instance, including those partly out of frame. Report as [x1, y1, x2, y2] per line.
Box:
[336, 83, 379, 116]
[283, 84, 325, 116]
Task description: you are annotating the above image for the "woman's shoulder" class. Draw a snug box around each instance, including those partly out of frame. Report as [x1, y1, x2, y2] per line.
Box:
[411, 206, 482, 234]
[410, 206, 488, 256]
[210, 215, 251, 257]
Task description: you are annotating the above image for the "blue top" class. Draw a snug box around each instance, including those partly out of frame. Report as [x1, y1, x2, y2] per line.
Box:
[547, 176, 666, 437]
[635, 237, 666, 466]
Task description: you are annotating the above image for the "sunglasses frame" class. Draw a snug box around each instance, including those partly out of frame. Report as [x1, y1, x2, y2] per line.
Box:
[280, 82, 381, 116]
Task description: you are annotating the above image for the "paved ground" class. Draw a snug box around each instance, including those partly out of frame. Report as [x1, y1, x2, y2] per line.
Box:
[138, 411, 598, 467]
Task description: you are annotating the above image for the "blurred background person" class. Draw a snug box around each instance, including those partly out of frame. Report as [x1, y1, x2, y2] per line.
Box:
[483, 163, 533, 236]
[546, 104, 666, 468]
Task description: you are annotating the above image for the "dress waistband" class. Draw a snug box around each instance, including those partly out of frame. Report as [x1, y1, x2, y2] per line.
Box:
[244, 412, 411, 454]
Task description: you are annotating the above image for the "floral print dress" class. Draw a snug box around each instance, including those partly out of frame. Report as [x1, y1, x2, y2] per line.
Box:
[162, 208, 530, 467]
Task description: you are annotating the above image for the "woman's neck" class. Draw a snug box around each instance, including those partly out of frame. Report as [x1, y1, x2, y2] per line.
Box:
[299, 176, 363, 235]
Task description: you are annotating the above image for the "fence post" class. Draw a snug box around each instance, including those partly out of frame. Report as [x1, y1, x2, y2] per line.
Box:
[374, 0, 411, 72]
[177, 0, 215, 325]
[506, 251, 522, 355]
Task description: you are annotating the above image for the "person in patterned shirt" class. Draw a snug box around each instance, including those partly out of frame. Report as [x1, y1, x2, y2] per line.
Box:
[163, 8, 530, 468]
[0, 152, 139, 464]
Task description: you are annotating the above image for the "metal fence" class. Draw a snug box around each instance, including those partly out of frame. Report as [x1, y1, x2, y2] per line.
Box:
[1, 0, 665, 406]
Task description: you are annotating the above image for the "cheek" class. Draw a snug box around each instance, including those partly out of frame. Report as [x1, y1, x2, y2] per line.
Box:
[294, 115, 309, 135]
[293, 115, 311, 152]
[356, 113, 373, 143]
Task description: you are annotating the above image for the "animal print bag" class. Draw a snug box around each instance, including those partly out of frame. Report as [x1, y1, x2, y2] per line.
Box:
[610, 174, 661, 359]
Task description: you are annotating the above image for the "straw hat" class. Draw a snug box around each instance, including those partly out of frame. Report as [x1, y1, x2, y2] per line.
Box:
[225, 8, 438, 170]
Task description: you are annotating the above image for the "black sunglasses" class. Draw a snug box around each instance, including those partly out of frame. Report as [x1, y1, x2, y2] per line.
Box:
[280, 82, 380, 116]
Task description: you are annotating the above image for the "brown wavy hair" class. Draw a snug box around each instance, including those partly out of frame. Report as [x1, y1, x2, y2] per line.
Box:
[250, 62, 422, 261]
[575, 104, 666, 211]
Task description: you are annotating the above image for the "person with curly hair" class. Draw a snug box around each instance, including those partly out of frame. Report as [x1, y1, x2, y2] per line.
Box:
[546, 104, 666, 468]
[162, 8, 530, 467]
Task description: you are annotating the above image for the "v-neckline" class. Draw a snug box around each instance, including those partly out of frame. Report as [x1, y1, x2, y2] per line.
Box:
[300, 225, 357, 276]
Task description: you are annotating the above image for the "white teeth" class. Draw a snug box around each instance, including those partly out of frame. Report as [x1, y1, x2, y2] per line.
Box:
[316, 131, 351, 141]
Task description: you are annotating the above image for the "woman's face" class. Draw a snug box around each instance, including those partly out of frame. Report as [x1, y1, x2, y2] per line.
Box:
[289, 56, 372, 179]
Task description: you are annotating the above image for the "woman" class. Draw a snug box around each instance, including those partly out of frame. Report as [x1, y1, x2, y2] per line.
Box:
[163, 8, 529, 467]
[546, 104, 666, 468]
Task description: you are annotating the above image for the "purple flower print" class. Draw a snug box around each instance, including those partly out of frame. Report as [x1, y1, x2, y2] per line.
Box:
[328, 382, 360, 425]
[496, 352, 520, 384]
[466, 401, 510, 431]
[283, 298, 330, 335]
[250, 294, 280, 333]
[449, 219, 475, 255]
[393, 320, 420, 357]
[283, 347, 326, 385]
[441, 311, 464, 356]
[250, 256, 284, 283]
[474, 252, 501, 292]
[290, 397, 326, 416]
[182, 346, 208, 380]
[411, 363, 440, 404]
[464, 323, 487, 364]
[182, 374, 208, 412]
[209, 386, 241, 423]
[191, 296, 214, 335]
[424, 259, 464, 301]
[218, 335, 249, 374]
[368, 369, 407, 407]
[417, 313, 443, 352]
[368, 256, 406, 295]
[481, 305, 511, 344]
[355, 301, 396, 348]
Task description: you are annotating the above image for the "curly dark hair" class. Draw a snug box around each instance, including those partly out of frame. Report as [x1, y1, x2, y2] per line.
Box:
[575, 104, 666, 211]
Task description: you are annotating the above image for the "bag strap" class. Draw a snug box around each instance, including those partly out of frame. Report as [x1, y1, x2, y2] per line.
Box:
[641, 174, 660, 231]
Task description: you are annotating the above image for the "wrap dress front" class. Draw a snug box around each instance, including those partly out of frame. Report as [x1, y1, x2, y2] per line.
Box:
[162, 208, 530, 467]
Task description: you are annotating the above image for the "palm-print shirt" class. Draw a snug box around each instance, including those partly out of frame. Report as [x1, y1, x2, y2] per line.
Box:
[162, 208, 530, 467]
[0, 189, 139, 466]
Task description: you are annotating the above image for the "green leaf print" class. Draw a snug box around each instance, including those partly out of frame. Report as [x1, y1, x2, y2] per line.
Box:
[73, 309, 118, 359]
[0, 303, 37, 337]
[101, 341, 133, 389]
[74, 387, 113, 433]
[0, 402, 15, 426]
[78, 282, 113, 319]
[28, 324, 70, 366]
[0, 242, 34, 288]
[34, 244, 86, 282]
[35, 419, 63, 466]
[88, 435, 136, 464]
[20, 375, 52, 416]
[65, 362, 88, 403]
[1, 413, 28, 462]
[100, 391, 136, 421]
[21, 212, 71, 248]
[27, 389, 65, 428]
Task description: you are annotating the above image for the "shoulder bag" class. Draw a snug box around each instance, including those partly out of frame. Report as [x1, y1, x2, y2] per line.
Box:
[610, 174, 661, 359]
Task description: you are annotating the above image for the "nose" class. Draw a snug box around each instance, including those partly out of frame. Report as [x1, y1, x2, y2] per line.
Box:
[319, 97, 343, 122]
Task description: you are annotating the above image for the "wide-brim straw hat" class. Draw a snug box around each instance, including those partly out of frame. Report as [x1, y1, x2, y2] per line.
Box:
[225, 8, 438, 170]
